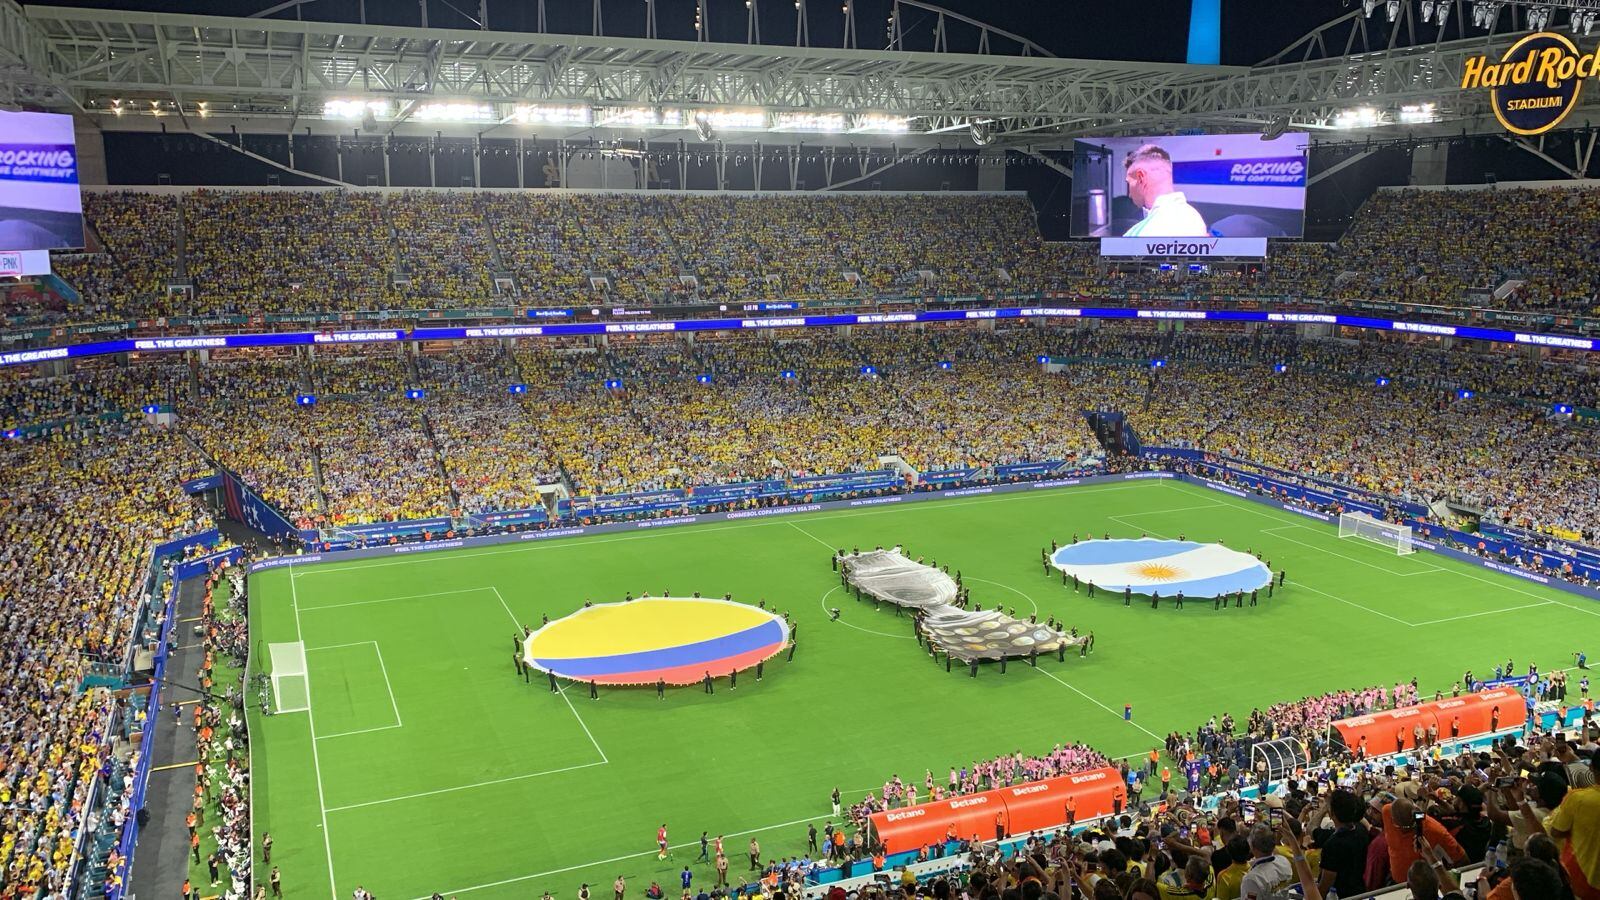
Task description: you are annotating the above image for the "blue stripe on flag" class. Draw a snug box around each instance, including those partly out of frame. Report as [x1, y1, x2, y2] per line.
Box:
[534, 619, 787, 677]
[1052, 539, 1202, 566]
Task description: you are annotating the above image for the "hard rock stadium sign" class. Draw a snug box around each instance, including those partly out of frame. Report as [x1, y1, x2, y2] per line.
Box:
[1462, 32, 1598, 135]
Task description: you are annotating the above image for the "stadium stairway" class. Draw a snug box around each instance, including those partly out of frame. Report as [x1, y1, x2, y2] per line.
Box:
[479, 204, 509, 275]
[125, 575, 213, 900]
[174, 202, 189, 280]
[308, 444, 332, 517]
[417, 410, 460, 511]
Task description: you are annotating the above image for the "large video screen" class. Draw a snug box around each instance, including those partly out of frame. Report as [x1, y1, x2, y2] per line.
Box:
[1070, 133, 1308, 239]
[0, 110, 84, 252]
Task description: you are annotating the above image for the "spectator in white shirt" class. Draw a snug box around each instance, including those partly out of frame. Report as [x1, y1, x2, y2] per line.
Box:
[1238, 825, 1292, 900]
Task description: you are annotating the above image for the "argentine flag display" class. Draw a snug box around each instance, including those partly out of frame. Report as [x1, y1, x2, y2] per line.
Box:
[1050, 538, 1272, 596]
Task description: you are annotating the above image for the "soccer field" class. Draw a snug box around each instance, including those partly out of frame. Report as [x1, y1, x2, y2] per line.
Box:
[245, 479, 1599, 900]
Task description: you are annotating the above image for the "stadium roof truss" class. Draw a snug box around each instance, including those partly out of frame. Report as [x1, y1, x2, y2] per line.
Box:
[5, 0, 1600, 142]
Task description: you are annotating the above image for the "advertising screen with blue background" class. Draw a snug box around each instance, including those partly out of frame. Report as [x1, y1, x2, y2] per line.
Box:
[1071, 133, 1309, 241]
[0, 111, 83, 252]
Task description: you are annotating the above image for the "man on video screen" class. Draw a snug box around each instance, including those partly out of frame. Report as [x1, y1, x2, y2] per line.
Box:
[1121, 144, 1208, 237]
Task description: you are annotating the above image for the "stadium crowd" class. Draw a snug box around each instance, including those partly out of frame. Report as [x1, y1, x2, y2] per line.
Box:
[4, 324, 1599, 543]
[0, 423, 214, 895]
[11, 156, 1600, 900]
[846, 743, 1114, 826]
[20, 185, 1600, 327]
[699, 667, 1597, 900]
[1167, 682, 1424, 787]
[3, 323, 1600, 900]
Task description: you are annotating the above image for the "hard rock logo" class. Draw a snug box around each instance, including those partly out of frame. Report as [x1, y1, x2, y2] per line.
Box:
[1461, 32, 1593, 135]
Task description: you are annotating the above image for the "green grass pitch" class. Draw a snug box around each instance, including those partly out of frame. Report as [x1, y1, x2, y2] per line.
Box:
[244, 479, 1599, 900]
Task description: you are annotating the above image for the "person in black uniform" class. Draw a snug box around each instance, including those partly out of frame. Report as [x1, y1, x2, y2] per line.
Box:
[703, 671, 714, 694]
[1250, 589, 1258, 607]
[1124, 586, 1132, 606]
[657, 678, 666, 699]
[1087, 581, 1096, 598]
[549, 670, 559, 693]
[1235, 590, 1244, 608]
[1151, 590, 1160, 610]
[1278, 570, 1286, 586]
[756, 660, 764, 682]
[589, 680, 598, 699]
[1214, 594, 1222, 610]
[1175, 591, 1184, 610]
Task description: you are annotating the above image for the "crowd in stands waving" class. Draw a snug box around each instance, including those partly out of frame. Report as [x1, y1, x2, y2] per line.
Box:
[3, 323, 1599, 543]
[23, 184, 1600, 327]
[0, 423, 213, 894]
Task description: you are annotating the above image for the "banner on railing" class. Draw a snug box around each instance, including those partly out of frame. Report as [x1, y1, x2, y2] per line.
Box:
[219, 470, 299, 540]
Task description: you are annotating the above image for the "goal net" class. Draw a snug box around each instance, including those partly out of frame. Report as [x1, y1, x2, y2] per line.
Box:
[1338, 512, 1415, 555]
[269, 642, 310, 713]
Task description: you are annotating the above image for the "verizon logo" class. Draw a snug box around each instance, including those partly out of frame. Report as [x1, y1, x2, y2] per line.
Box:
[1144, 240, 1219, 255]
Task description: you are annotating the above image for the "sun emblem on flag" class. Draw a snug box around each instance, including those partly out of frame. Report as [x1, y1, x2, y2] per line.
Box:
[1129, 562, 1184, 581]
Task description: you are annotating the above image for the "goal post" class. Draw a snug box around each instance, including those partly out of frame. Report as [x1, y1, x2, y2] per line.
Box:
[1338, 511, 1415, 555]
[268, 642, 310, 713]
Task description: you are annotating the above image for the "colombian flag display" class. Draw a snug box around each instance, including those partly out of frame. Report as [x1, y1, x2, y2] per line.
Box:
[523, 598, 789, 685]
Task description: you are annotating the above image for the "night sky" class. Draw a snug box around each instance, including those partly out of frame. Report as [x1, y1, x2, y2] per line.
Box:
[23, 0, 1357, 66]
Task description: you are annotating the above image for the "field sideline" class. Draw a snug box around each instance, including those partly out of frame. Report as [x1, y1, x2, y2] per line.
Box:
[245, 479, 1597, 900]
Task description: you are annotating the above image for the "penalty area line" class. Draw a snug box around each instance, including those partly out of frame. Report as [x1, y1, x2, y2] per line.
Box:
[493, 585, 609, 765]
[325, 760, 609, 813]
[1407, 600, 1557, 627]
